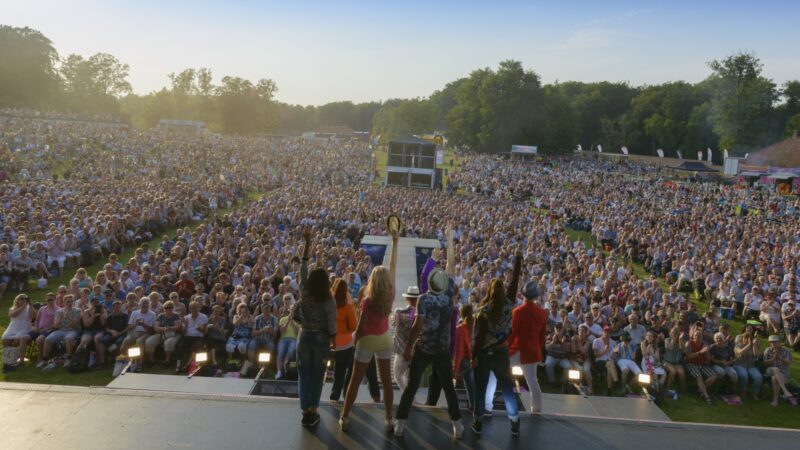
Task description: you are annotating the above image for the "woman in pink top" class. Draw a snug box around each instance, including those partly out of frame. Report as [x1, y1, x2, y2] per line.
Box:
[339, 230, 398, 433]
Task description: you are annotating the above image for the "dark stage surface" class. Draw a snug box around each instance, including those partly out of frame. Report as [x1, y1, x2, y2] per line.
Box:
[1, 382, 797, 450]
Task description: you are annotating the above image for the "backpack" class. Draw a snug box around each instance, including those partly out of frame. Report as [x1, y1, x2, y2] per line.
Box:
[2, 346, 20, 373]
[67, 347, 90, 373]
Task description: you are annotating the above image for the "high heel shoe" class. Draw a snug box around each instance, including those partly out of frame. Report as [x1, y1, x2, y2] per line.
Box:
[384, 418, 396, 433]
[339, 416, 349, 431]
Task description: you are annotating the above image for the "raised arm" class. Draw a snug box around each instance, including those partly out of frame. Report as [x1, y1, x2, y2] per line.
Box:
[389, 228, 399, 283]
[300, 225, 312, 291]
[506, 246, 523, 303]
[445, 226, 455, 276]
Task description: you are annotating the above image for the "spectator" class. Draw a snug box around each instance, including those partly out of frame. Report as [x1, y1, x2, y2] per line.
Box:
[685, 330, 718, 404]
[763, 335, 794, 407]
[733, 324, 763, 400]
[146, 300, 182, 365]
[122, 298, 156, 359]
[2, 294, 35, 365]
[43, 294, 81, 364]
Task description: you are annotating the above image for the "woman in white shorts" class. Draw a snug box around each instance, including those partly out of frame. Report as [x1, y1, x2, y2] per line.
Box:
[2, 294, 36, 365]
[339, 230, 398, 433]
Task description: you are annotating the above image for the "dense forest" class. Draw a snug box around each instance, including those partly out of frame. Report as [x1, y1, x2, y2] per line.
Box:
[2, 25, 798, 157]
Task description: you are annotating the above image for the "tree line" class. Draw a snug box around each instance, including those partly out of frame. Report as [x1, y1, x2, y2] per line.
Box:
[1, 24, 798, 156]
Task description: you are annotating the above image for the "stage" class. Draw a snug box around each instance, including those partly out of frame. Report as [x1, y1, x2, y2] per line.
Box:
[2, 382, 798, 449]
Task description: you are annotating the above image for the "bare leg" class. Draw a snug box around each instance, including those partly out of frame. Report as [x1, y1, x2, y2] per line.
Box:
[340, 361, 369, 421]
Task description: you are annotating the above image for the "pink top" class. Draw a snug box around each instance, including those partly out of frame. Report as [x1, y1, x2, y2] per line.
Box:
[36, 305, 57, 331]
[360, 296, 389, 337]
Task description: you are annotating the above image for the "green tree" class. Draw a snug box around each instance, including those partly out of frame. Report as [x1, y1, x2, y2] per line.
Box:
[0, 25, 60, 108]
[60, 52, 132, 114]
[215, 76, 277, 134]
[706, 52, 778, 153]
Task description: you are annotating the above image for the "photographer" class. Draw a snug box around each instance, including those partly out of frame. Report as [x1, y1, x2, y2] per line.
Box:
[276, 301, 298, 379]
[76, 296, 108, 354]
[733, 324, 762, 400]
[98, 301, 129, 365]
[121, 298, 156, 360]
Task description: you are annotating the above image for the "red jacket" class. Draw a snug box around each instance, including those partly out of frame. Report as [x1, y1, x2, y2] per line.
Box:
[453, 321, 472, 374]
[509, 301, 547, 364]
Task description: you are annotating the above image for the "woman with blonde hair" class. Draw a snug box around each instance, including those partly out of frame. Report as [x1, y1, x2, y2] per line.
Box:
[339, 229, 398, 432]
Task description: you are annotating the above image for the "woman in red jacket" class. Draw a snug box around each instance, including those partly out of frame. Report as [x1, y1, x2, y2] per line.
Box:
[453, 303, 475, 410]
[508, 280, 547, 413]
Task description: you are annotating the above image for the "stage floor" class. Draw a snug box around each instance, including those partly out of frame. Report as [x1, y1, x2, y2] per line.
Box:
[2, 382, 797, 450]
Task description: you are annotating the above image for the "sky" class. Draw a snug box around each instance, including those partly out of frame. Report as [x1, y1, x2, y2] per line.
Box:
[3, 0, 799, 106]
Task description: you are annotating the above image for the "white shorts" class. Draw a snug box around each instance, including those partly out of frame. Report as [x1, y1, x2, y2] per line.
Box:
[354, 332, 392, 363]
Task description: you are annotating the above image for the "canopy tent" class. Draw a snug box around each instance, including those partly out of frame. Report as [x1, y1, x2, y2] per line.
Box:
[670, 161, 719, 173]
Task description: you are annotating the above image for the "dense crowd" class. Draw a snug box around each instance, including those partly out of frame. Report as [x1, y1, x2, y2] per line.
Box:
[2, 112, 799, 440]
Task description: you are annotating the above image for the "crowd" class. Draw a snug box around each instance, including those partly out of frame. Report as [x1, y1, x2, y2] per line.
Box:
[2, 111, 800, 440]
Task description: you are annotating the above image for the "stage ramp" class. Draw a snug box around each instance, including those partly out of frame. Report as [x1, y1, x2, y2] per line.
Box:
[360, 235, 440, 310]
[2, 382, 797, 450]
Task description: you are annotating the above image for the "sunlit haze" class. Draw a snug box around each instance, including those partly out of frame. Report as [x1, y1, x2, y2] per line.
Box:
[3, 0, 799, 105]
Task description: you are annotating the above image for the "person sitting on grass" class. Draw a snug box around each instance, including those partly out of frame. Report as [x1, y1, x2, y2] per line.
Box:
[763, 335, 794, 407]
[684, 329, 718, 404]
[145, 300, 182, 366]
[97, 301, 129, 366]
[43, 294, 81, 366]
[733, 324, 762, 400]
[121, 298, 156, 362]
[780, 300, 799, 350]
[708, 332, 738, 389]
[2, 294, 36, 366]
[33, 294, 58, 367]
[612, 331, 641, 394]
[76, 297, 107, 356]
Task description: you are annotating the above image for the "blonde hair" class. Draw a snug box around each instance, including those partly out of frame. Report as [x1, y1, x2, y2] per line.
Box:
[365, 266, 393, 317]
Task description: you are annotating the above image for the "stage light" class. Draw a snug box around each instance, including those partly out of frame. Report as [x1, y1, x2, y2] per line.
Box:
[195, 352, 208, 363]
[568, 369, 581, 381]
[127, 347, 141, 358]
[511, 366, 523, 376]
[327, 360, 332, 368]
[258, 352, 271, 363]
[638, 373, 651, 385]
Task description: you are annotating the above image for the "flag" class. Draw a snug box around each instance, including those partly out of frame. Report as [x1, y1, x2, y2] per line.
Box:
[707, 148, 712, 162]
[576, 144, 582, 151]
[656, 148, 664, 158]
[697, 150, 703, 161]
[597, 145, 603, 153]
[621, 146, 629, 155]
[677, 150, 683, 159]
[723, 149, 729, 159]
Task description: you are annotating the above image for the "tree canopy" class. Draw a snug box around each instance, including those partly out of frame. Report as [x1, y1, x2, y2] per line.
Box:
[1, 24, 797, 154]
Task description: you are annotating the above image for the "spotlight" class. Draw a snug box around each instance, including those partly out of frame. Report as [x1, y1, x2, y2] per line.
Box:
[568, 369, 581, 381]
[127, 347, 141, 358]
[195, 352, 209, 363]
[511, 366, 523, 377]
[638, 373, 651, 385]
[258, 352, 271, 363]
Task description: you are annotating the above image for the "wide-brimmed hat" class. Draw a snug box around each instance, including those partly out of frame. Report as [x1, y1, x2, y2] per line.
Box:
[768, 335, 781, 343]
[402, 286, 421, 298]
[522, 281, 540, 300]
[427, 269, 449, 295]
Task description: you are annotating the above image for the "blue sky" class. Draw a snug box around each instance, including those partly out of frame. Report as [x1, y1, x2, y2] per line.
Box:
[3, 0, 798, 105]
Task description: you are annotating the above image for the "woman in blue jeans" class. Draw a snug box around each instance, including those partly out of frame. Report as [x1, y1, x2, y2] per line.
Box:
[292, 226, 337, 427]
[733, 325, 763, 399]
[471, 251, 522, 437]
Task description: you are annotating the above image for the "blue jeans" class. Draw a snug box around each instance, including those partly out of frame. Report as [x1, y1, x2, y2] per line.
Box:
[277, 337, 296, 364]
[733, 365, 763, 394]
[296, 330, 329, 411]
[474, 346, 519, 421]
[459, 358, 476, 410]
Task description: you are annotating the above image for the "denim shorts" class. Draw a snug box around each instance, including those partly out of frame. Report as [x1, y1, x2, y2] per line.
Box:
[46, 330, 79, 344]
